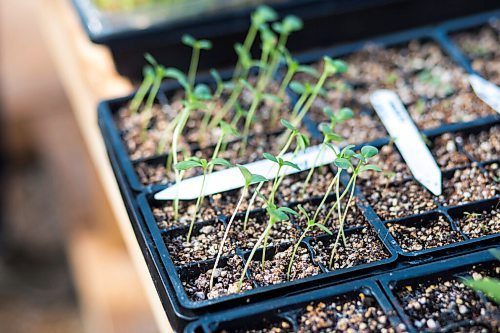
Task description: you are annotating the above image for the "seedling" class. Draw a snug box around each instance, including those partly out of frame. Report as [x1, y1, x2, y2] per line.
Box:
[286, 205, 332, 280]
[301, 107, 353, 197]
[382, 171, 396, 190]
[209, 165, 267, 289]
[464, 212, 482, 220]
[328, 145, 381, 269]
[462, 248, 500, 304]
[130, 65, 155, 114]
[182, 34, 212, 87]
[174, 157, 231, 242]
[237, 201, 298, 291]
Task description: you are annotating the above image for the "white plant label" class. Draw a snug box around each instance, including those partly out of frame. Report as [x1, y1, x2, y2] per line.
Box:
[469, 74, 500, 113]
[370, 90, 442, 196]
[155, 144, 339, 201]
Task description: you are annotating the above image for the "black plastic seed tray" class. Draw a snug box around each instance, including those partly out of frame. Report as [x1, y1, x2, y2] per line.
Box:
[184, 279, 406, 332]
[379, 248, 500, 332]
[98, 10, 500, 332]
[73, 0, 498, 80]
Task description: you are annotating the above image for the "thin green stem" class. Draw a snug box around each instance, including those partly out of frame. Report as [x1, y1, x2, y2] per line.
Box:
[208, 84, 243, 130]
[130, 74, 154, 114]
[239, 94, 261, 157]
[186, 168, 207, 242]
[287, 224, 309, 280]
[270, 67, 295, 125]
[188, 47, 200, 87]
[210, 187, 247, 290]
[141, 72, 163, 143]
[301, 143, 324, 197]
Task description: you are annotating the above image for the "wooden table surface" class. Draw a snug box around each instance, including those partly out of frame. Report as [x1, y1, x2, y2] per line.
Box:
[39, 0, 172, 332]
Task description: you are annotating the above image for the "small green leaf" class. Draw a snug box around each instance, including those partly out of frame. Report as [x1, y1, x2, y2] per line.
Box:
[250, 174, 267, 184]
[175, 160, 201, 170]
[210, 158, 232, 168]
[297, 133, 310, 149]
[144, 53, 158, 66]
[337, 107, 354, 121]
[181, 34, 195, 47]
[279, 206, 299, 216]
[281, 119, 296, 131]
[463, 277, 500, 304]
[343, 148, 355, 158]
[361, 145, 379, 158]
[353, 153, 366, 163]
[289, 81, 305, 94]
[323, 107, 334, 119]
[238, 78, 254, 92]
[237, 164, 252, 185]
[263, 153, 278, 163]
[194, 84, 212, 100]
[283, 160, 301, 171]
[334, 157, 351, 170]
[252, 5, 278, 25]
[297, 65, 319, 77]
[297, 205, 308, 218]
[219, 121, 239, 137]
[197, 39, 212, 50]
[282, 15, 303, 32]
[360, 164, 382, 172]
[143, 65, 155, 78]
[313, 223, 333, 235]
[262, 93, 282, 103]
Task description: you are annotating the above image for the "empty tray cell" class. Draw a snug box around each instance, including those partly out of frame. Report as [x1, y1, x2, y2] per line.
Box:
[396, 269, 500, 331]
[429, 132, 470, 170]
[453, 21, 500, 85]
[229, 210, 299, 251]
[164, 220, 235, 265]
[387, 213, 463, 252]
[310, 227, 390, 271]
[408, 92, 496, 130]
[451, 201, 500, 238]
[291, 197, 368, 237]
[460, 125, 500, 162]
[439, 165, 497, 206]
[357, 143, 412, 185]
[248, 244, 320, 286]
[296, 291, 405, 332]
[151, 197, 218, 230]
[361, 180, 437, 221]
[180, 255, 253, 301]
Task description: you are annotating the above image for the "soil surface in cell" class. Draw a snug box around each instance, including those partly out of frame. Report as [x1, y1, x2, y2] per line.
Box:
[183, 255, 253, 301]
[249, 245, 320, 286]
[430, 132, 470, 170]
[362, 180, 437, 220]
[440, 165, 497, 206]
[297, 293, 406, 333]
[387, 215, 463, 252]
[152, 198, 217, 229]
[311, 228, 390, 271]
[164, 220, 234, 265]
[397, 268, 500, 331]
[456, 206, 500, 238]
[461, 126, 499, 162]
[357, 144, 412, 185]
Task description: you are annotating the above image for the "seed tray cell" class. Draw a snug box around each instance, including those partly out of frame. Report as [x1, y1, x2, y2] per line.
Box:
[186, 279, 406, 333]
[379, 249, 500, 333]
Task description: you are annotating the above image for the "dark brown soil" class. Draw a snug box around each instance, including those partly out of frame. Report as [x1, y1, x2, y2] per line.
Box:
[439, 165, 497, 206]
[408, 92, 496, 130]
[116, 78, 291, 160]
[357, 143, 412, 184]
[453, 23, 500, 85]
[397, 271, 500, 331]
[152, 198, 217, 229]
[456, 206, 500, 238]
[249, 245, 320, 286]
[182, 255, 253, 301]
[361, 180, 437, 220]
[387, 215, 463, 252]
[164, 220, 235, 265]
[311, 228, 390, 271]
[297, 293, 406, 333]
[461, 126, 500, 162]
[229, 211, 298, 251]
[430, 132, 470, 170]
[292, 198, 368, 237]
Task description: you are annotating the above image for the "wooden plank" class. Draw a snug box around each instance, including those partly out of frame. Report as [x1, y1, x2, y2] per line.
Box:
[37, 0, 172, 332]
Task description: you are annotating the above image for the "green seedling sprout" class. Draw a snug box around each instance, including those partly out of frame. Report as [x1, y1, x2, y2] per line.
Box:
[464, 212, 482, 220]
[242, 120, 307, 231]
[237, 201, 298, 292]
[233, 5, 277, 79]
[182, 34, 212, 87]
[130, 65, 155, 114]
[174, 156, 231, 242]
[208, 121, 239, 175]
[286, 205, 332, 280]
[301, 107, 353, 197]
[382, 171, 396, 190]
[239, 78, 282, 157]
[209, 165, 267, 290]
[327, 145, 381, 269]
[289, 81, 315, 119]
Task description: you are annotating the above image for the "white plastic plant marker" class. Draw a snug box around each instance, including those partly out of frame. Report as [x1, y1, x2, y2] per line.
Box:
[154, 144, 339, 201]
[469, 74, 500, 113]
[370, 90, 442, 196]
